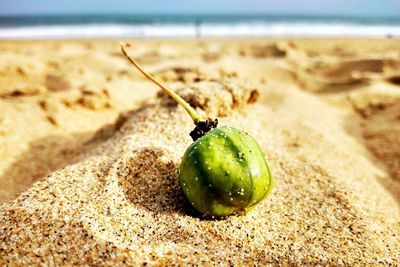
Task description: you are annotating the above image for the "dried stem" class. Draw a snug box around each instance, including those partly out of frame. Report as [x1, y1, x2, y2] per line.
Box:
[120, 43, 202, 124]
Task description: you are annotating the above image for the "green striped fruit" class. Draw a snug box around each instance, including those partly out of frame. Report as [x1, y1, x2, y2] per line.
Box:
[179, 126, 273, 217]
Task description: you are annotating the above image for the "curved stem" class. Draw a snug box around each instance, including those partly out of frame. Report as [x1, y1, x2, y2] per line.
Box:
[120, 43, 202, 124]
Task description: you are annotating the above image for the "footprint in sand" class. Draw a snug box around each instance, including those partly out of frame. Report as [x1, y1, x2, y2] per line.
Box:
[239, 43, 287, 58]
[45, 74, 70, 92]
[294, 58, 400, 93]
[387, 75, 400, 86]
[153, 66, 206, 83]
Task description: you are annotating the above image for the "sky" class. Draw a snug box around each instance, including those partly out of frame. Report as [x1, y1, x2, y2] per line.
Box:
[0, 0, 399, 17]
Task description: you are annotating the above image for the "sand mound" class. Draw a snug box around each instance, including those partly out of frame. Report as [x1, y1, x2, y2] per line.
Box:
[0, 39, 399, 265]
[1, 78, 399, 265]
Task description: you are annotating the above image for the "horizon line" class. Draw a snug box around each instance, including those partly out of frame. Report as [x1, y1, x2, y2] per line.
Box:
[0, 12, 399, 19]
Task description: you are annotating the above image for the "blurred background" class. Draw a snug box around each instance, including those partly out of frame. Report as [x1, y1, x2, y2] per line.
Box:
[0, 0, 399, 38]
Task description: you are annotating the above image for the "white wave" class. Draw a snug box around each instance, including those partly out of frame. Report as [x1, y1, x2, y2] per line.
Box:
[200, 22, 400, 37]
[0, 24, 196, 39]
[0, 22, 399, 39]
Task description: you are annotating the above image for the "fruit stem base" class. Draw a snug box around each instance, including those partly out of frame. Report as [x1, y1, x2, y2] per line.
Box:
[190, 118, 218, 141]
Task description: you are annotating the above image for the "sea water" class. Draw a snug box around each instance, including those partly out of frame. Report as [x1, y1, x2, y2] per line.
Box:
[0, 14, 399, 39]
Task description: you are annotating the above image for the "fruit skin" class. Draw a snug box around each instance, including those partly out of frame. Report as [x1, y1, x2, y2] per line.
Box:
[179, 126, 273, 217]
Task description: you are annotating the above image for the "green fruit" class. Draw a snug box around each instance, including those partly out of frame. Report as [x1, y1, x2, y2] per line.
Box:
[121, 43, 273, 218]
[179, 126, 273, 217]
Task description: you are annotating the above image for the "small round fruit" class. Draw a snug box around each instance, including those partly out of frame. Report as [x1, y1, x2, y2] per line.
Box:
[179, 126, 273, 217]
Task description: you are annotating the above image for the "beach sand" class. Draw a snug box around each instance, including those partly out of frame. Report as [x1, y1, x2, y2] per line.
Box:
[0, 38, 399, 265]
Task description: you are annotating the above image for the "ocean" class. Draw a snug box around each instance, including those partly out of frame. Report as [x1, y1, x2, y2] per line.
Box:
[0, 14, 399, 39]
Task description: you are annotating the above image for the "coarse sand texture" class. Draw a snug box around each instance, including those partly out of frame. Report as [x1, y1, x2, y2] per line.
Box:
[0, 39, 400, 265]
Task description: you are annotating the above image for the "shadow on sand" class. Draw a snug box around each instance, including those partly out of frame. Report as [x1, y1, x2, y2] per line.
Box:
[343, 97, 400, 207]
[0, 111, 130, 203]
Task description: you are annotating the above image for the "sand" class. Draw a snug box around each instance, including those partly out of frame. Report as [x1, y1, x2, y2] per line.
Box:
[0, 39, 399, 265]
